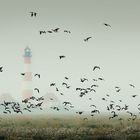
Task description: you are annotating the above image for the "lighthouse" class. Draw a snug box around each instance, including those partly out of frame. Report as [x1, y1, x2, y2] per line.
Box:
[22, 47, 33, 99]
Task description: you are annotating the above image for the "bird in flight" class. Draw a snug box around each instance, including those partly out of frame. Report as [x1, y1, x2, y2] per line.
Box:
[116, 89, 121, 92]
[76, 111, 83, 115]
[129, 84, 135, 88]
[0, 67, 3, 72]
[90, 105, 96, 108]
[65, 77, 69, 80]
[62, 82, 68, 86]
[52, 28, 60, 33]
[93, 66, 100, 71]
[47, 30, 53, 33]
[59, 55, 66, 59]
[84, 37, 92, 42]
[60, 93, 64, 95]
[103, 23, 111, 27]
[21, 73, 25, 76]
[30, 12, 37, 17]
[98, 77, 104, 81]
[34, 88, 39, 93]
[132, 95, 138, 98]
[80, 78, 88, 82]
[56, 87, 59, 91]
[63, 101, 72, 106]
[93, 78, 98, 81]
[64, 30, 71, 33]
[34, 74, 40, 78]
[39, 31, 46, 35]
[50, 83, 56, 86]
[83, 118, 88, 120]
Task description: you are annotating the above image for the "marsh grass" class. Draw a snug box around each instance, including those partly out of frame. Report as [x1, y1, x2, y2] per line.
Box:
[0, 114, 140, 140]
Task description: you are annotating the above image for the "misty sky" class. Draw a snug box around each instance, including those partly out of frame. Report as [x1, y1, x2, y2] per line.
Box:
[0, 0, 140, 113]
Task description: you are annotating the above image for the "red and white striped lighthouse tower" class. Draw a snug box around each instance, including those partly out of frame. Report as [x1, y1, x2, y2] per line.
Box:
[22, 47, 33, 99]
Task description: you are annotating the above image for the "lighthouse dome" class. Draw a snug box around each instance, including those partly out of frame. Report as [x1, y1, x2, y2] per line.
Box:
[24, 47, 31, 57]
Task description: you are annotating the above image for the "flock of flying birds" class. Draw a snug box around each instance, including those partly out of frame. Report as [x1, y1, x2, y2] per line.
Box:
[48, 66, 140, 121]
[0, 12, 139, 122]
[29, 12, 111, 60]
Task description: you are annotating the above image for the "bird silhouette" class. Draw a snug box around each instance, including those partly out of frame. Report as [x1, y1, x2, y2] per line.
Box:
[111, 111, 118, 118]
[116, 89, 121, 92]
[84, 37, 92, 42]
[98, 77, 104, 81]
[64, 30, 71, 33]
[66, 85, 71, 89]
[36, 102, 43, 107]
[50, 83, 55, 86]
[52, 28, 60, 33]
[59, 55, 66, 59]
[90, 105, 96, 108]
[103, 23, 111, 27]
[122, 104, 129, 110]
[30, 12, 37, 17]
[132, 115, 137, 120]
[34, 74, 40, 78]
[63, 102, 72, 106]
[22, 98, 29, 103]
[126, 111, 133, 116]
[80, 78, 88, 82]
[91, 84, 99, 88]
[91, 110, 100, 114]
[6, 110, 11, 114]
[39, 31, 46, 35]
[64, 108, 69, 111]
[47, 30, 53, 33]
[36, 96, 44, 101]
[3, 111, 7, 114]
[102, 98, 107, 101]
[29, 96, 36, 100]
[0, 67, 3, 72]
[62, 82, 68, 86]
[56, 87, 59, 91]
[21, 73, 25, 76]
[76, 111, 83, 115]
[90, 89, 96, 92]
[93, 66, 100, 71]
[60, 93, 64, 95]
[65, 77, 69, 80]
[132, 95, 137, 98]
[34, 88, 39, 93]
[129, 84, 135, 88]
[23, 108, 31, 112]
[14, 109, 23, 114]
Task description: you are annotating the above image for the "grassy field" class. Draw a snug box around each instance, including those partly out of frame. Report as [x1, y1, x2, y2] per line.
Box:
[0, 114, 140, 140]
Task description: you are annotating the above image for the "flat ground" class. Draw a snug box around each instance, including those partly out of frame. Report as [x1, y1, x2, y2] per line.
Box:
[0, 114, 140, 140]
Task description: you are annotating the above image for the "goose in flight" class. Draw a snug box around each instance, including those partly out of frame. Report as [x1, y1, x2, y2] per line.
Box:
[84, 37, 92, 42]
[34, 88, 39, 93]
[103, 23, 111, 27]
[52, 28, 60, 33]
[39, 31, 46, 35]
[93, 66, 100, 71]
[30, 12, 37, 17]
[34, 73, 40, 78]
[59, 55, 66, 59]
[0, 67, 3, 72]
[129, 84, 135, 88]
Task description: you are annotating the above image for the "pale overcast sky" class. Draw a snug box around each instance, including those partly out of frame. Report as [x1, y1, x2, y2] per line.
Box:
[0, 0, 140, 113]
